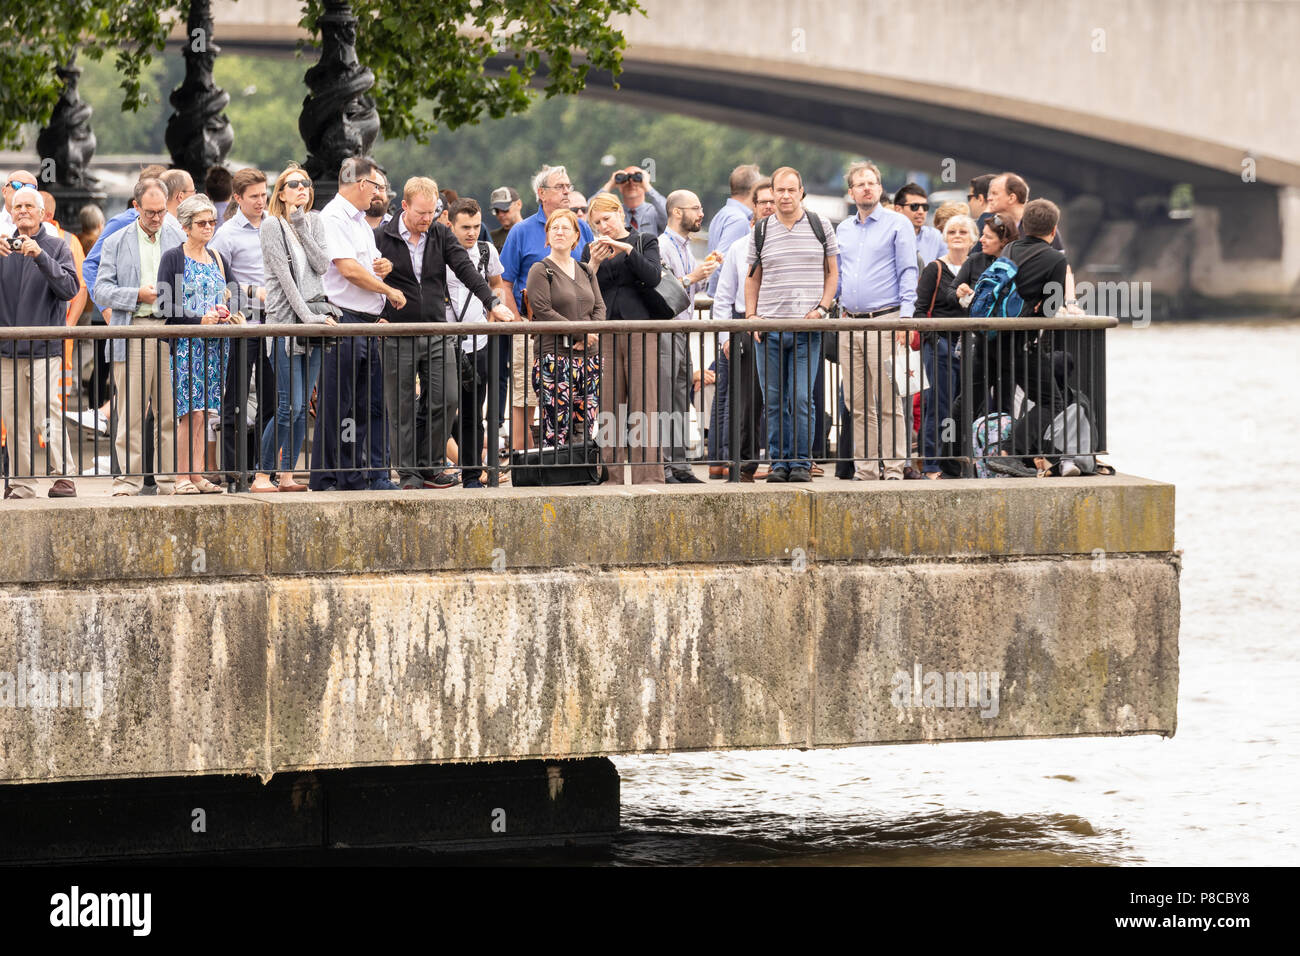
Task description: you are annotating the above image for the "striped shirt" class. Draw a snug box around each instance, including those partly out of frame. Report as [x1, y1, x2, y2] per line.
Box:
[747, 210, 838, 318]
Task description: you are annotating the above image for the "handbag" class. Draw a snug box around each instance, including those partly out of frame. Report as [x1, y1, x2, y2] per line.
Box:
[636, 234, 692, 318]
[510, 440, 607, 486]
[276, 216, 341, 347]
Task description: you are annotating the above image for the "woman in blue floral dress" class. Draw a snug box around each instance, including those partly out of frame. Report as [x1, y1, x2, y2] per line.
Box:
[158, 194, 234, 493]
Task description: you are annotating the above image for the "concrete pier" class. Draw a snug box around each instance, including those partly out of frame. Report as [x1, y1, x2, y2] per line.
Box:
[0, 477, 1178, 788]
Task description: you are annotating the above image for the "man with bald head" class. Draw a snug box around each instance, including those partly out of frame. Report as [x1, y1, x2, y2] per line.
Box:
[0, 186, 80, 498]
[657, 188, 719, 482]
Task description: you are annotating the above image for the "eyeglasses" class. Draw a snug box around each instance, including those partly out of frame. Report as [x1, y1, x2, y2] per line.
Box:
[902, 202, 930, 212]
[362, 178, 385, 191]
[283, 179, 311, 190]
[614, 172, 643, 185]
[192, 219, 217, 228]
[138, 208, 167, 219]
[542, 182, 573, 192]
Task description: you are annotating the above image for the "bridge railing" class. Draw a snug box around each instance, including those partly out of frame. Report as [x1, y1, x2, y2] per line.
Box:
[0, 312, 1113, 495]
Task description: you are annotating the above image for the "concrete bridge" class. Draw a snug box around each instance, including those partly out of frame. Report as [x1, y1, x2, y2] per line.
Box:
[197, 0, 1300, 314]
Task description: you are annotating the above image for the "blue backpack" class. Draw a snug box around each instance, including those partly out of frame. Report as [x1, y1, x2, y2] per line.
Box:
[968, 243, 1048, 320]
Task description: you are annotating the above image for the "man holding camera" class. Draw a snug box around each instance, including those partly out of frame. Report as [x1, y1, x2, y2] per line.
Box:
[0, 186, 80, 498]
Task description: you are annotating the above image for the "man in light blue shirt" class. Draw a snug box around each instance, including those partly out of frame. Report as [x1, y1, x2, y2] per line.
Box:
[704, 164, 762, 295]
[837, 162, 919, 480]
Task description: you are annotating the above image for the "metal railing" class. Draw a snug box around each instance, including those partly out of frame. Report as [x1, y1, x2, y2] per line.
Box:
[0, 310, 1113, 495]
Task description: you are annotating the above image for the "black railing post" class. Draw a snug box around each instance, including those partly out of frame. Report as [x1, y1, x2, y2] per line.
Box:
[960, 329, 975, 478]
[486, 332, 500, 488]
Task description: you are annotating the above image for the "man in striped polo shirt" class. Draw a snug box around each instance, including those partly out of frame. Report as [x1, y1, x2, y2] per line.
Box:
[743, 166, 839, 482]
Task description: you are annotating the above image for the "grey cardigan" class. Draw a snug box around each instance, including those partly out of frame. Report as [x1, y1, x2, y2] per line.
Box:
[259, 210, 334, 354]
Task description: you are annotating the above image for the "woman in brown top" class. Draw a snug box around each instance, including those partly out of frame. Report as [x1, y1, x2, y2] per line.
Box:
[526, 208, 605, 446]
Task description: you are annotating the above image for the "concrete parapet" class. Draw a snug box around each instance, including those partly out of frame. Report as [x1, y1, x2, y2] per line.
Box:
[0, 477, 1178, 785]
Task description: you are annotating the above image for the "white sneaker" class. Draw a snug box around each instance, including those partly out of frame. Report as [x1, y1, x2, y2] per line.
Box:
[1060, 460, 1082, 477]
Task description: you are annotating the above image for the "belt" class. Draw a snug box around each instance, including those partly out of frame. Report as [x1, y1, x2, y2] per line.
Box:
[843, 306, 900, 319]
[339, 308, 383, 323]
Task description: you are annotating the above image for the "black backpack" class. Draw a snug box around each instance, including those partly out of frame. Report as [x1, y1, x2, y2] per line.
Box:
[747, 211, 830, 277]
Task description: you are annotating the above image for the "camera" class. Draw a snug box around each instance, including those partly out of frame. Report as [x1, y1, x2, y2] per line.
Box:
[5, 236, 25, 251]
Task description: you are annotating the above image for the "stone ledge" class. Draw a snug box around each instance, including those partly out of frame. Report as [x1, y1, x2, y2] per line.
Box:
[0, 475, 1173, 585]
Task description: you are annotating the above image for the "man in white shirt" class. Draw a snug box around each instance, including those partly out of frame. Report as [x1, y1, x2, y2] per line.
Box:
[309, 155, 407, 491]
[445, 198, 507, 488]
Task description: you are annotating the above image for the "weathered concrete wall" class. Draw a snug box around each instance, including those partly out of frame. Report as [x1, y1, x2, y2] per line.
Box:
[0, 478, 1178, 784]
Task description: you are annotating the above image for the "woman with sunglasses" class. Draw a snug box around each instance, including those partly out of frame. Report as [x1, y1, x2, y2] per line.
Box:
[158, 193, 233, 494]
[253, 166, 339, 492]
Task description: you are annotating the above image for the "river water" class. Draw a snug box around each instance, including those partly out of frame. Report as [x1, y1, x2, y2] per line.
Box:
[609, 320, 1300, 866]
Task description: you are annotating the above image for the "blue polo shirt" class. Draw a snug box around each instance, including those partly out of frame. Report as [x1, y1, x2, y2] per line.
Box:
[82, 207, 140, 310]
[499, 208, 594, 311]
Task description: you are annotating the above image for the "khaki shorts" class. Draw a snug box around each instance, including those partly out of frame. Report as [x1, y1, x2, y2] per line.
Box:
[512, 334, 532, 408]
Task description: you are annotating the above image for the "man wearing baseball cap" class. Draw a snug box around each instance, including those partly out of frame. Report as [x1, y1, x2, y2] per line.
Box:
[488, 186, 521, 251]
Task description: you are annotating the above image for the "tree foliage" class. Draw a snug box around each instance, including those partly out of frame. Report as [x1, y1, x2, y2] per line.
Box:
[299, 0, 645, 142]
[0, 1, 177, 148]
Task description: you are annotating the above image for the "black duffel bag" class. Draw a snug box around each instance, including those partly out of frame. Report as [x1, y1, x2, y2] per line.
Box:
[510, 440, 608, 486]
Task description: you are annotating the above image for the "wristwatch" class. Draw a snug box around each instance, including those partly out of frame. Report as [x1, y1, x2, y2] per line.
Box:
[488, 295, 503, 310]
[814, 304, 828, 317]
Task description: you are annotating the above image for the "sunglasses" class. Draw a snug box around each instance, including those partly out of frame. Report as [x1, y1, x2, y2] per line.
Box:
[6, 180, 31, 191]
[571, 206, 588, 214]
[966, 193, 977, 201]
[282, 179, 312, 190]
[192, 219, 217, 228]
[614, 172, 643, 184]
[902, 202, 930, 212]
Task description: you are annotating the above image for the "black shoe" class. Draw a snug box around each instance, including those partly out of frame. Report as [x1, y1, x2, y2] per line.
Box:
[399, 476, 424, 491]
[787, 468, 811, 483]
[986, 457, 1037, 478]
[674, 471, 704, 484]
[424, 471, 459, 489]
[766, 469, 789, 483]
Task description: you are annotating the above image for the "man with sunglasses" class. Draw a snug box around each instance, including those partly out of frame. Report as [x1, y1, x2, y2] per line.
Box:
[1, 170, 60, 239]
[595, 165, 666, 236]
[894, 182, 947, 264]
[0, 186, 80, 499]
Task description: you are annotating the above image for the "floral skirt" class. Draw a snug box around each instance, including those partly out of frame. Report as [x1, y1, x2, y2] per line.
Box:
[173, 337, 230, 417]
[532, 352, 600, 446]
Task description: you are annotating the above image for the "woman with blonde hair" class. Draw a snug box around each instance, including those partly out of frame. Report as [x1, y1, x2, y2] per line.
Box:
[582, 191, 662, 483]
[525, 208, 604, 447]
[251, 164, 339, 492]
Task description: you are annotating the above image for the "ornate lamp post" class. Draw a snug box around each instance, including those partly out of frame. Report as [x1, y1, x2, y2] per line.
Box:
[165, 0, 234, 186]
[299, 0, 381, 208]
[35, 53, 107, 224]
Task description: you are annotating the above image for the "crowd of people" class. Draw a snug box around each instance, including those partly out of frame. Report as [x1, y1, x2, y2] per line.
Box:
[0, 151, 1097, 499]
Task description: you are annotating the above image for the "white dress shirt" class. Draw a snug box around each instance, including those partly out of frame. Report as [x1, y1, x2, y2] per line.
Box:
[320, 193, 385, 315]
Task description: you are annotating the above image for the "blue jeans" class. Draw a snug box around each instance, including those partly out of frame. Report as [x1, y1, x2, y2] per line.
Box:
[921, 336, 960, 473]
[761, 330, 820, 471]
[261, 341, 323, 473]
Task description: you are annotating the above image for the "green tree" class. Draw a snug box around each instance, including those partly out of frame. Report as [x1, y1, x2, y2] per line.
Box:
[6, 1, 643, 151]
[0, 2, 178, 148]
[300, 0, 644, 142]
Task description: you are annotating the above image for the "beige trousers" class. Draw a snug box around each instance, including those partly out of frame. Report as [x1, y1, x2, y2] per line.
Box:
[839, 315, 909, 479]
[112, 318, 176, 493]
[1, 355, 70, 497]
